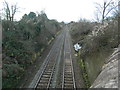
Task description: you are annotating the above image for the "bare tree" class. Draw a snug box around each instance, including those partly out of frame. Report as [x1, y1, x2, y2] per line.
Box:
[3, 1, 18, 21]
[94, 11, 100, 22]
[113, 0, 120, 16]
[4, 1, 10, 20]
[95, 0, 118, 23]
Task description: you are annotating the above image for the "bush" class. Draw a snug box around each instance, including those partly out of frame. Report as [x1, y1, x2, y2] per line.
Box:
[2, 11, 61, 88]
[80, 20, 118, 58]
[70, 19, 118, 59]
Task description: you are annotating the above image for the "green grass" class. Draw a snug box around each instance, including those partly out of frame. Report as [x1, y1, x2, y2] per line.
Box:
[77, 51, 91, 88]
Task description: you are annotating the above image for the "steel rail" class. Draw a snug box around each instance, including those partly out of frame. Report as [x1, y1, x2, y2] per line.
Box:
[62, 28, 76, 89]
[35, 31, 65, 88]
[68, 31, 76, 89]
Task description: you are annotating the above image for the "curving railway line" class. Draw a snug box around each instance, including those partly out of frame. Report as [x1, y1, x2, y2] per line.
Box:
[28, 26, 76, 89]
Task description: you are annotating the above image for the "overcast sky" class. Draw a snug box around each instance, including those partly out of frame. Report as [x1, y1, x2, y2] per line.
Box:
[0, 0, 118, 22]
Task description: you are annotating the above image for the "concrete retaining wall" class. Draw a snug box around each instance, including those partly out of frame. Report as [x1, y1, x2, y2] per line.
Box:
[90, 46, 119, 88]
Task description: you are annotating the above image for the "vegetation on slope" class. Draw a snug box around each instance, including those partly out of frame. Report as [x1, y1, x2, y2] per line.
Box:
[2, 12, 61, 88]
[70, 15, 119, 85]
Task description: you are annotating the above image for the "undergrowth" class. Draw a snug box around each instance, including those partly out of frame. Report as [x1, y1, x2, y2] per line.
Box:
[77, 51, 91, 88]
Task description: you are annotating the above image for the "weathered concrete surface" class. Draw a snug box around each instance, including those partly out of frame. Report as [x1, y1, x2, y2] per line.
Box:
[90, 46, 119, 88]
[0, 21, 2, 90]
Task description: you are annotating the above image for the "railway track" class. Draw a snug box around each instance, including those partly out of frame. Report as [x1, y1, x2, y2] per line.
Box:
[29, 27, 76, 89]
[35, 30, 65, 88]
[62, 28, 76, 89]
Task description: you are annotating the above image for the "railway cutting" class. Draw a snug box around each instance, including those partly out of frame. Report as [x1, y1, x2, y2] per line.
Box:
[29, 26, 78, 89]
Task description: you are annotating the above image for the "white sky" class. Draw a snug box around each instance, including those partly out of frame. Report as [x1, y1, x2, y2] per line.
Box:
[0, 0, 118, 22]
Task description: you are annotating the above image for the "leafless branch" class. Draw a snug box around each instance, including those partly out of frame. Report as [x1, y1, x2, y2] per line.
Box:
[105, 5, 118, 18]
[105, 0, 113, 9]
[3, 1, 18, 21]
[95, 0, 117, 23]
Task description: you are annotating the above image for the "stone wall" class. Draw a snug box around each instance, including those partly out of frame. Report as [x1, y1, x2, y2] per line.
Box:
[90, 45, 119, 88]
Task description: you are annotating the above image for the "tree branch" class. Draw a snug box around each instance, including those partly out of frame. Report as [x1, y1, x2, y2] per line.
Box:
[105, 0, 113, 9]
[104, 5, 118, 18]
